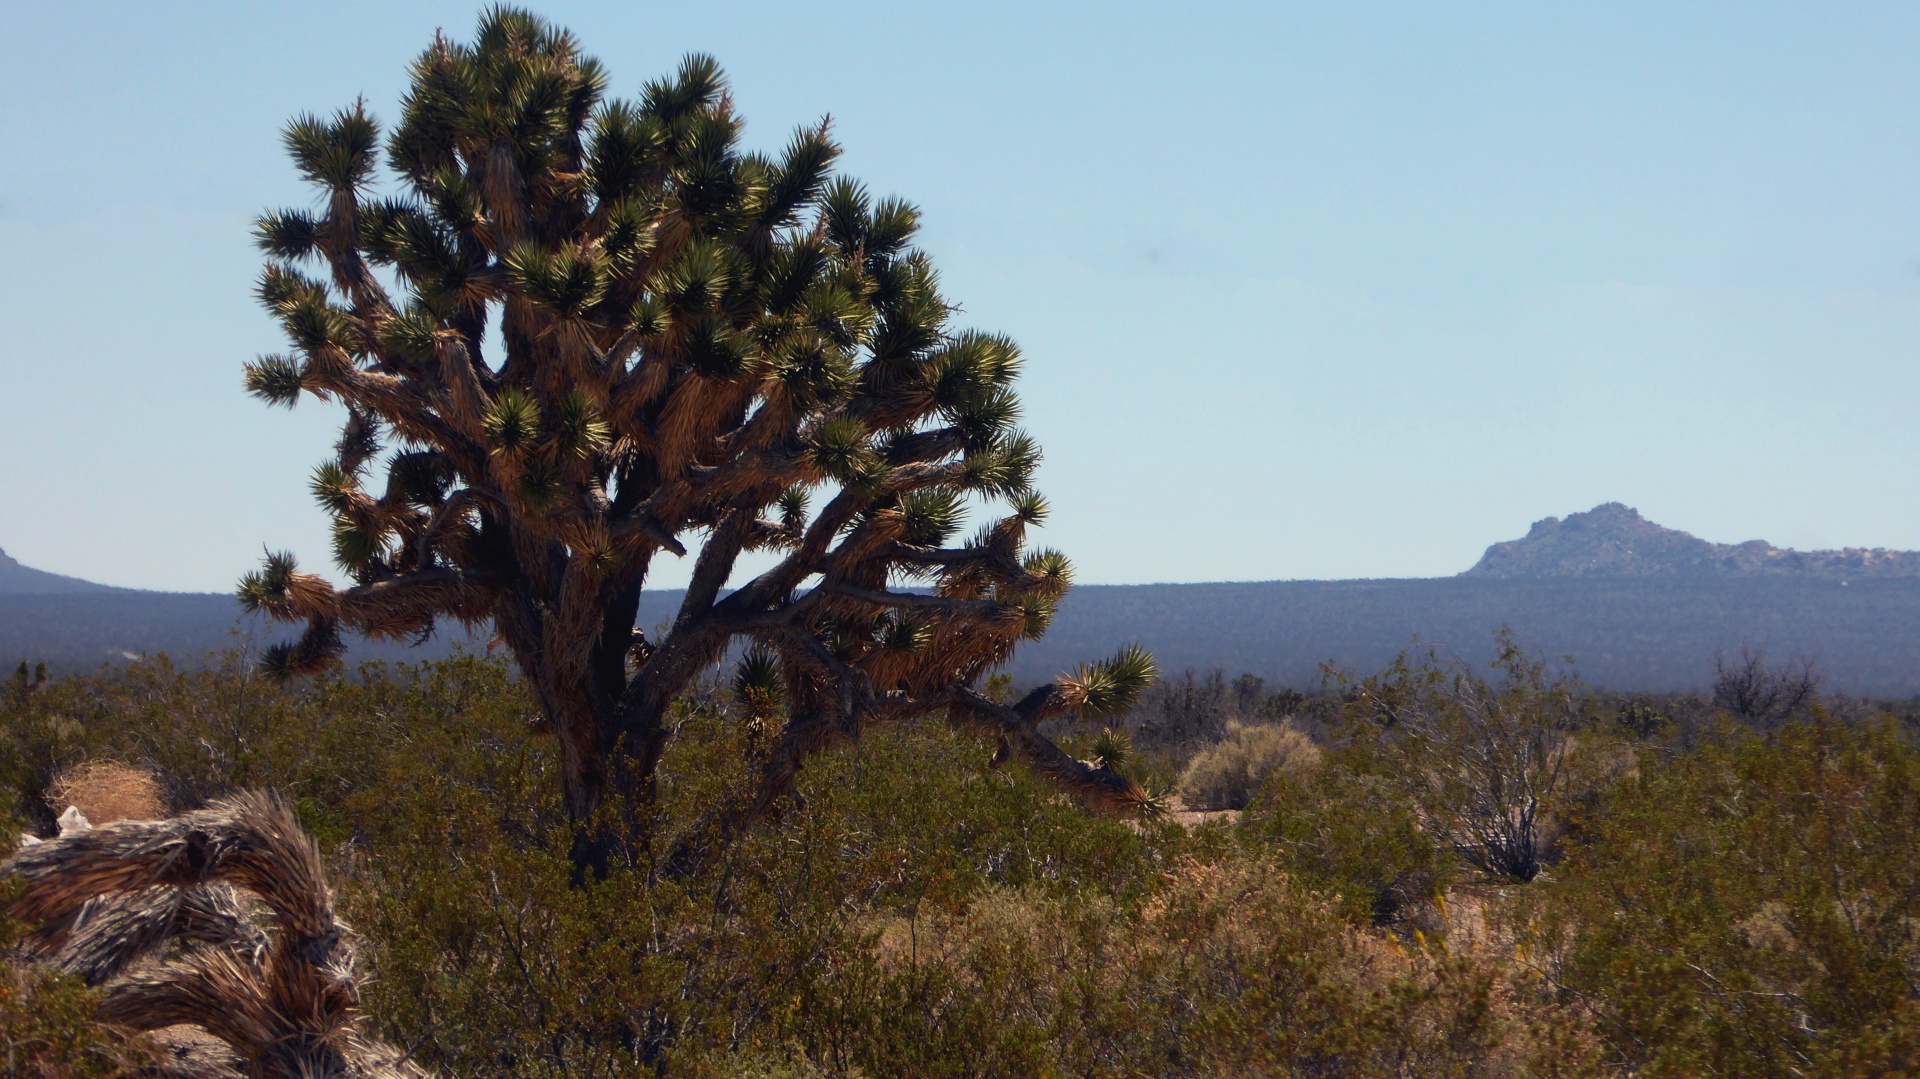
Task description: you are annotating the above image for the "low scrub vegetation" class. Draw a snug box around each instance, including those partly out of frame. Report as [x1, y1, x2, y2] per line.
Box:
[1176, 720, 1320, 810]
[1334, 635, 1585, 882]
[3, 646, 1917, 1076]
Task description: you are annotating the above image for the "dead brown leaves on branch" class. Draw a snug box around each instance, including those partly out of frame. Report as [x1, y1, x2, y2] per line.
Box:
[3, 793, 423, 1079]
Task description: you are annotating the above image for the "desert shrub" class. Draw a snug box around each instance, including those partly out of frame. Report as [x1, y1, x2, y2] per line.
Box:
[1711, 643, 1823, 729]
[801, 857, 1516, 1078]
[1178, 720, 1322, 810]
[1, 655, 1597, 1075]
[298, 662, 1200, 1074]
[1128, 668, 1234, 748]
[1611, 694, 1673, 740]
[1337, 635, 1589, 881]
[12, 650, 1911, 1075]
[1242, 752, 1454, 929]
[0, 652, 529, 834]
[1229, 672, 1310, 720]
[1517, 716, 1920, 1077]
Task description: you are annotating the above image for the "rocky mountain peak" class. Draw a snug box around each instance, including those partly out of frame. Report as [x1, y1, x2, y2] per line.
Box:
[1462, 504, 1920, 580]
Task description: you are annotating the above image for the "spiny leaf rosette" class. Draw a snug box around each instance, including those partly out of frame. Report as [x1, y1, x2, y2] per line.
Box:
[241, 8, 1156, 866]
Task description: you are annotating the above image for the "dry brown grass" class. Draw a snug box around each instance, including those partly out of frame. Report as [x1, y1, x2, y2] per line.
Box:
[856, 856, 1529, 1073]
[45, 760, 166, 825]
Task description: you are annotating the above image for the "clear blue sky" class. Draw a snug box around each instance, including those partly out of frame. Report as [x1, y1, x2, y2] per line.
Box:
[3, 2, 1918, 592]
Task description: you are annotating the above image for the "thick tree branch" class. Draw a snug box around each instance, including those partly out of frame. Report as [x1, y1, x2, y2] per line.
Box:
[335, 566, 496, 633]
[948, 687, 1149, 813]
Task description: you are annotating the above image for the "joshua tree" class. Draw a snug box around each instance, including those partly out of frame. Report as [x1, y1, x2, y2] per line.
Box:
[241, 9, 1155, 866]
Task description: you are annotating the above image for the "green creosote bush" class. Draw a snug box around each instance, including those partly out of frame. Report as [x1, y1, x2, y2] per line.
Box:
[1242, 744, 1454, 930]
[1176, 719, 1322, 811]
[0, 653, 1548, 1076]
[353, 686, 1192, 1075]
[1332, 633, 1602, 883]
[1511, 715, 1920, 1077]
[806, 857, 1516, 1079]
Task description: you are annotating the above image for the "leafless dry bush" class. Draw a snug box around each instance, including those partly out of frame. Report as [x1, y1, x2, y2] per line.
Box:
[1341, 636, 1584, 882]
[1129, 668, 1234, 747]
[1711, 643, 1823, 729]
[1112, 667, 1324, 756]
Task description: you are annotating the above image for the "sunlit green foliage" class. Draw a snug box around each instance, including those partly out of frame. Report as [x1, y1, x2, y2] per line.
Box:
[6, 652, 1918, 1076]
[0, 656, 1516, 1076]
[1515, 717, 1920, 1076]
[1243, 744, 1455, 929]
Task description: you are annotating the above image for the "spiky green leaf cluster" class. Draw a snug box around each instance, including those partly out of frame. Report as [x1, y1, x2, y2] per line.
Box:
[309, 462, 359, 515]
[386, 451, 450, 507]
[808, 416, 882, 489]
[482, 388, 541, 457]
[236, 551, 299, 614]
[899, 490, 964, 548]
[1015, 592, 1059, 641]
[254, 210, 321, 260]
[1091, 727, 1132, 770]
[961, 433, 1040, 496]
[244, 355, 307, 407]
[878, 613, 930, 654]
[1075, 645, 1161, 721]
[331, 517, 389, 576]
[1023, 549, 1073, 594]
[507, 243, 608, 319]
[553, 390, 611, 458]
[732, 647, 785, 716]
[284, 103, 380, 192]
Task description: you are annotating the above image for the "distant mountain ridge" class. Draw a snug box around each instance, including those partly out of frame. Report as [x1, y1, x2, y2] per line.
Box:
[1462, 503, 1920, 580]
[0, 548, 127, 595]
[11, 515, 1920, 694]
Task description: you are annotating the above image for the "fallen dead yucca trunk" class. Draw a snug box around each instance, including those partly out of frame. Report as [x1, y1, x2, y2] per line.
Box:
[4, 792, 424, 1079]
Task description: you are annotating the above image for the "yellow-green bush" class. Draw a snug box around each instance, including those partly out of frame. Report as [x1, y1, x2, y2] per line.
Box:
[1176, 719, 1321, 810]
[0, 655, 1541, 1075]
[1243, 748, 1454, 929]
[1515, 717, 1920, 1077]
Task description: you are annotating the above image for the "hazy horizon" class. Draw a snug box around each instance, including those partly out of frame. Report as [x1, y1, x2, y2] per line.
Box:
[9, 498, 1912, 594]
[5, 3, 1919, 591]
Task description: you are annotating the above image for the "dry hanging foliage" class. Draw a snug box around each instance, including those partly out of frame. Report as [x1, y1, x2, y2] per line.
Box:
[3, 792, 423, 1079]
